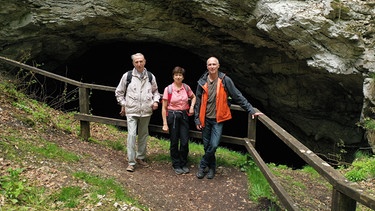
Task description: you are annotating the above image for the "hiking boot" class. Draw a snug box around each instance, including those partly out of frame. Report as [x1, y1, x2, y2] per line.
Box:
[174, 167, 185, 175]
[207, 168, 215, 179]
[126, 165, 135, 172]
[196, 168, 206, 179]
[136, 159, 149, 167]
[182, 166, 190, 174]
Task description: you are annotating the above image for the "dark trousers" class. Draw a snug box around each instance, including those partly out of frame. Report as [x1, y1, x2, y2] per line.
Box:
[200, 118, 223, 170]
[167, 110, 189, 168]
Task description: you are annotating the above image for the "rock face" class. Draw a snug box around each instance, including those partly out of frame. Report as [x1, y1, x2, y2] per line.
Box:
[1, 0, 375, 156]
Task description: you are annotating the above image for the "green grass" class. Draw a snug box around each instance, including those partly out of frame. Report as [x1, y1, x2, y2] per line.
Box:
[88, 137, 125, 151]
[29, 140, 80, 162]
[55, 186, 83, 208]
[300, 165, 320, 178]
[0, 131, 79, 163]
[74, 172, 126, 200]
[244, 158, 275, 202]
[0, 168, 45, 208]
[70, 171, 147, 210]
[344, 151, 375, 182]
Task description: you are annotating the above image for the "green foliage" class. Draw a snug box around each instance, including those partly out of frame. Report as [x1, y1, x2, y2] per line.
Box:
[240, 156, 275, 202]
[345, 170, 368, 182]
[2, 79, 77, 133]
[29, 140, 80, 162]
[88, 137, 124, 151]
[216, 147, 247, 167]
[0, 80, 24, 100]
[369, 72, 375, 81]
[108, 139, 124, 151]
[56, 186, 83, 208]
[148, 139, 250, 168]
[300, 165, 320, 178]
[0, 168, 27, 204]
[0, 134, 20, 161]
[0, 168, 42, 206]
[345, 153, 375, 182]
[329, 0, 350, 20]
[149, 137, 170, 151]
[354, 150, 372, 159]
[53, 112, 75, 134]
[73, 172, 126, 200]
[12, 100, 51, 125]
[148, 138, 182, 162]
[362, 117, 375, 131]
[72, 171, 146, 209]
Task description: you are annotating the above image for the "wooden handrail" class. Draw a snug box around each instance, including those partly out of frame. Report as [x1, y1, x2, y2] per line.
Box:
[1, 55, 374, 210]
[0, 56, 115, 92]
[258, 114, 375, 210]
[73, 113, 252, 146]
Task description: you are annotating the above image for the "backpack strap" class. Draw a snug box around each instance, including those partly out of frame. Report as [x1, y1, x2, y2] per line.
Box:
[126, 70, 153, 90]
[167, 83, 190, 106]
[147, 71, 153, 84]
[126, 70, 132, 90]
[167, 84, 173, 106]
[183, 83, 189, 93]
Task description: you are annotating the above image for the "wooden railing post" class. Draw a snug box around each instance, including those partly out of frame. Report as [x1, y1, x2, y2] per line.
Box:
[79, 87, 90, 140]
[331, 189, 356, 211]
[248, 112, 257, 146]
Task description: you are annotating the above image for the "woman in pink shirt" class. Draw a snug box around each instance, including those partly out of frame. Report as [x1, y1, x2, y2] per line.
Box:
[162, 66, 196, 174]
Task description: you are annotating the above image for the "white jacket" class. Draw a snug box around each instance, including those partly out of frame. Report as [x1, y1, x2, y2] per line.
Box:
[115, 68, 160, 117]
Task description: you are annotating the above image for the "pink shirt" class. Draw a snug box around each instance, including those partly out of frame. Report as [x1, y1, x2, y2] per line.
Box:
[163, 83, 193, 111]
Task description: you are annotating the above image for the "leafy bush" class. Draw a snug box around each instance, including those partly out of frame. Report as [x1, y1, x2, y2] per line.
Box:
[0, 168, 37, 205]
[345, 153, 375, 182]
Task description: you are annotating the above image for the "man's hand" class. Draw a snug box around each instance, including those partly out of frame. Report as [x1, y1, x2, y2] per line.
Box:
[152, 102, 159, 110]
[251, 112, 263, 119]
[119, 106, 126, 117]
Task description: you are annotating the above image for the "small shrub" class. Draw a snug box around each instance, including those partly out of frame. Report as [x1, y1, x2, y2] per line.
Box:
[0, 168, 30, 204]
[345, 153, 375, 182]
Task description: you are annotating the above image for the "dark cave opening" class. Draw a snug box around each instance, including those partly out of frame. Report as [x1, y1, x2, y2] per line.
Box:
[52, 41, 306, 169]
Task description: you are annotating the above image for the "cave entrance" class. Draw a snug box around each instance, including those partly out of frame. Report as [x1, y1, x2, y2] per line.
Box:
[53, 41, 305, 169]
[56, 41, 205, 119]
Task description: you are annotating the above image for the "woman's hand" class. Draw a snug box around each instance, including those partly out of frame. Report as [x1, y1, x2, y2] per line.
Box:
[188, 106, 194, 116]
[162, 124, 169, 132]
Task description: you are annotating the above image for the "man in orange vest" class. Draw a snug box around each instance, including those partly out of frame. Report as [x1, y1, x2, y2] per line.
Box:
[194, 57, 263, 179]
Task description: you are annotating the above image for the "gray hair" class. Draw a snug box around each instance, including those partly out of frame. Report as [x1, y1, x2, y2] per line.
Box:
[131, 53, 145, 61]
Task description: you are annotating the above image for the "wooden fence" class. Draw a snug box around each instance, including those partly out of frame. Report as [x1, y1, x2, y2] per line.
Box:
[1, 55, 375, 211]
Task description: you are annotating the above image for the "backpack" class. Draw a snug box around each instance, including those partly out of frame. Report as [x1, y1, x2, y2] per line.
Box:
[126, 70, 153, 90]
[167, 83, 189, 106]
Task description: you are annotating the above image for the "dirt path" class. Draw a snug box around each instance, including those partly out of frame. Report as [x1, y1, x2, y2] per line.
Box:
[53, 134, 262, 210]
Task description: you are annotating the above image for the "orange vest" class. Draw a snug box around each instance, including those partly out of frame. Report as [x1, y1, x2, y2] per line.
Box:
[199, 77, 232, 127]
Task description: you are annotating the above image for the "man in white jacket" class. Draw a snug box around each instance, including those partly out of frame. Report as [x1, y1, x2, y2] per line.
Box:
[115, 53, 160, 172]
